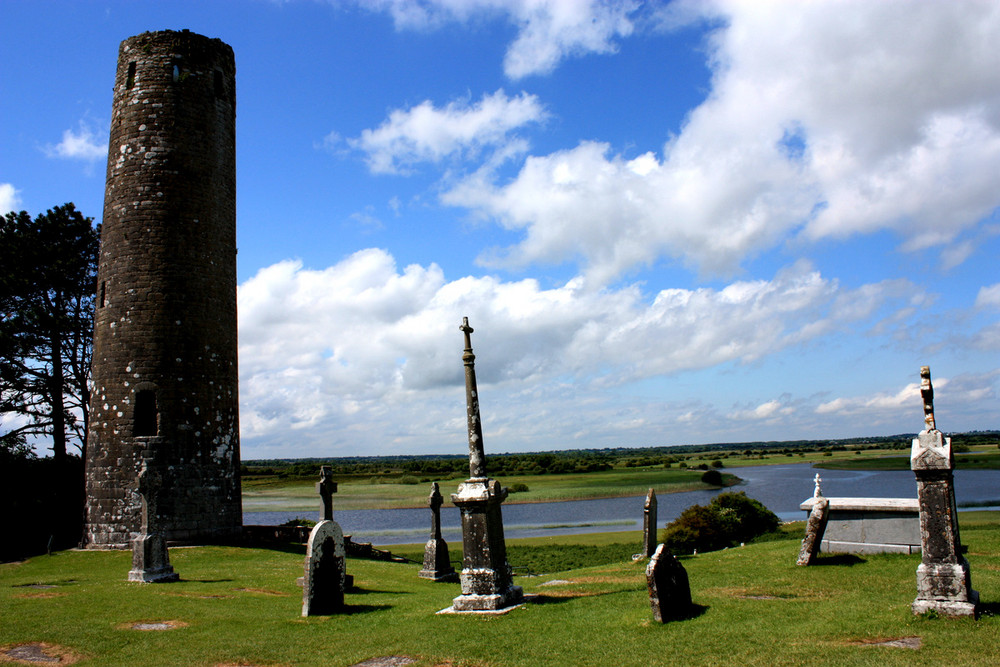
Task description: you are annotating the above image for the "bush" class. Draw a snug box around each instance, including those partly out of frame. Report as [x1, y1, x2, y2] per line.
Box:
[661, 491, 780, 555]
[398, 475, 420, 485]
[700, 469, 723, 486]
[508, 483, 530, 493]
[711, 459, 724, 468]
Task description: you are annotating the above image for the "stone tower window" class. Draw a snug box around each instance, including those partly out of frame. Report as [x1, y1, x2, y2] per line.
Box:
[99, 281, 106, 308]
[126, 62, 136, 89]
[172, 64, 180, 82]
[134, 390, 158, 437]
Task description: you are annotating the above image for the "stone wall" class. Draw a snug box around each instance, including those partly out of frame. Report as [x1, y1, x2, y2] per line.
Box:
[84, 30, 241, 547]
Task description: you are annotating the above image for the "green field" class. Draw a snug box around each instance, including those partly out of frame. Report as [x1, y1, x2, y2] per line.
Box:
[242, 468, 740, 512]
[815, 451, 1000, 471]
[3, 515, 1000, 666]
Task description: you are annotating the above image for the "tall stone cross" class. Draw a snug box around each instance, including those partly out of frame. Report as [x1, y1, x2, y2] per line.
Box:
[460, 317, 487, 479]
[910, 365, 978, 616]
[316, 466, 337, 522]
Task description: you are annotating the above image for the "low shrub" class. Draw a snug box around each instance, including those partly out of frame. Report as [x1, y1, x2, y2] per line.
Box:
[700, 469, 723, 486]
[508, 482, 530, 493]
[661, 491, 780, 555]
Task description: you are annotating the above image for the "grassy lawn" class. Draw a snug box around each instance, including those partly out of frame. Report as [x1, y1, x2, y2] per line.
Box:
[242, 468, 740, 512]
[815, 450, 1000, 471]
[4, 515, 1000, 666]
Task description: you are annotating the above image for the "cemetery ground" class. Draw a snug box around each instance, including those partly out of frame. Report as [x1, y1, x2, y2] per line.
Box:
[5, 514, 1000, 666]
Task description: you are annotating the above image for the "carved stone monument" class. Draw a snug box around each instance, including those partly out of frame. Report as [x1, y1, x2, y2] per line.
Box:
[911, 366, 978, 617]
[128, 457, 179, 583]
[419, 482, 458, 581]
[797, 474, 829, 566]
[450, 318, 524, 612]
[646, 543, 692, 622]
[642, 488, 658, 558]
[301, 466, 347, 616]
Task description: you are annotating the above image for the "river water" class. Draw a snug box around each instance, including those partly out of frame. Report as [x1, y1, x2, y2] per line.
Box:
[243, 463, 1000, 546]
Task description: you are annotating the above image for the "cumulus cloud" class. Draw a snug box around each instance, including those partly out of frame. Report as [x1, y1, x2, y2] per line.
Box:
[346, 90, 546, 174]
[361, 0, 638, 78]
[435, 1, 1000, 285]
[44, 119, 107, 161]
[976, 284, 1000, 310]
[237, 251, 925, 454]
[816, 369, 999, 430]
[0, 183, 22, 214]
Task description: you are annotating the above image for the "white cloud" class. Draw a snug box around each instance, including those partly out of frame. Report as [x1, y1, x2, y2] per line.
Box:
[0, 183, 22, 214]
[438, 1, 1000, 285]
[815, 369, 999, 430]
[44, 120, 107, 162]
[237, 251, 925, 454]
[348, 90, 546, 174]
[361, 0, 638, 78]
[976, 284, 1000, 309]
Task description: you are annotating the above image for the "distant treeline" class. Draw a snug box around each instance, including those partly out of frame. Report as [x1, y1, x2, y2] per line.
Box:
[242, 431, 1000, 480]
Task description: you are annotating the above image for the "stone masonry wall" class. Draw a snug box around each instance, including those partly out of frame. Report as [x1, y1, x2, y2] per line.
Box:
[84, 30, 241, 547]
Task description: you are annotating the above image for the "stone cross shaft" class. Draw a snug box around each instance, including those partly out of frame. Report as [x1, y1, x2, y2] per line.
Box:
[136, 458, 161, 534]
[428, 482, 444, 540]
[316, 466, 337, 522]
[920, 365, 936, 431]
[460, 317, 487, 479]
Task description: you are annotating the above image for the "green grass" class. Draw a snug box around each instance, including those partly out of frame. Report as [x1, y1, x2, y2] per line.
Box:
[243, 468, 740, 512]
[4, 515, 1000, 666]
[815, 451, 1000, 471]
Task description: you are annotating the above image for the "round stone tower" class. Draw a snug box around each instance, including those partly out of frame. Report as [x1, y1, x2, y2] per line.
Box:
[84, 30, 241, 547]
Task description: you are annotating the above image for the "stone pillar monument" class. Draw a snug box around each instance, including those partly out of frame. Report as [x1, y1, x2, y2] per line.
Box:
[419, 482, 458, 581]
[85, 30, 241, 547]
[127, 456, 179, 583]
[450, 318, 523, 611]
[301, 466, 347, 616]
[911, 366, 978, 617]
[642, 488, 658, 558]
[797, 474, 829, 566]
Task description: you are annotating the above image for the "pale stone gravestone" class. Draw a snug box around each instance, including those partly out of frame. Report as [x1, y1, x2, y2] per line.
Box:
[419, 482, 458, 581]
[128, 457, 179, 583]
[301, 466, 347, 616]
[449, 318, 524, 612]
[642, 488, 658, 558]
[646, 543, 692, 622]
[797, 474, 829, 565]
[910, 366, 978, 617]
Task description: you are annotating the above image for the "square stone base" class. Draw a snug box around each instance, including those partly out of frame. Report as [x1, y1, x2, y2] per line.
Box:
[128, 566, 179, 583]
[451, 585, 524, 612]
[912, 597, 978, 617]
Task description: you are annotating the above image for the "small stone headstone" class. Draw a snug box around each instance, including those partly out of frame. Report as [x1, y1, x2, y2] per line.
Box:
[418, 482, 457, 582]
[646, 543, 692, 622]
[128, 458, 179, 583]
[301, 466, 347, 616]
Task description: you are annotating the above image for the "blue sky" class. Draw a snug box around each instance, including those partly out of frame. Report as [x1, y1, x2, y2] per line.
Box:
[2, 1, 998, 460]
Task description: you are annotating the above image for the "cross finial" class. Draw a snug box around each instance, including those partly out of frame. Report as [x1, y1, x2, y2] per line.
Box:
[460, 317, 474, 350]
[920, 365, 936, 431]
[813, 473, 823, 498]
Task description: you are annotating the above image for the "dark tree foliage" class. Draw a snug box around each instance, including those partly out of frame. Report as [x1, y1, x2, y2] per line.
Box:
[0, 204, 99, 460]
[661, 491, 780, 554]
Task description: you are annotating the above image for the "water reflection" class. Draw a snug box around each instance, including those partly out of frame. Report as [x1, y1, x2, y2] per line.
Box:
[244, 462, 1000, 546]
